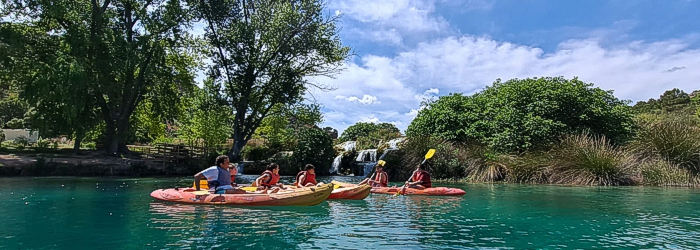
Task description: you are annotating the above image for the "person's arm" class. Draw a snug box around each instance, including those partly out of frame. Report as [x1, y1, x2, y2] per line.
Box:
[405, 171, 419, 185]
[255, 173, 270, 187]
[297, 174, 306, 188]
[194, 172, 206, 190]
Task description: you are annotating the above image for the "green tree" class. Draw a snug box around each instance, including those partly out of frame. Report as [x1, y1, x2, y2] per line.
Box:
[191, 0, 350, 161]
[177, 79, 232, 149]
[255, 102, 324, 151]
[1, 0, 194, 154]
[632, 88, 696, 115]
[406, 76, 635, 153]
[339, 122, 400, 142]
[291, 127, 335, 174]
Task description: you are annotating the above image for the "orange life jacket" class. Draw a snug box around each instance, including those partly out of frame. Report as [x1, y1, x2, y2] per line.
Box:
[295, 171, 317, 186]
[260, 170, 280, 187]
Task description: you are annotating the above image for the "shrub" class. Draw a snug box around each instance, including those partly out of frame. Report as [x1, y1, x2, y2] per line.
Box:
[504, 152, 549, 184]
[0, 129, 4, 142]
[628, 118, 700, 172]
[13, 136, 29, 150]
[546, 132, 641, 186]
[291, 127, 335, 174]
[83, 142, 96, 150]
[241, 145, 277, 161]
[640, 158, 699, 187]
[406, 76, 635, 153]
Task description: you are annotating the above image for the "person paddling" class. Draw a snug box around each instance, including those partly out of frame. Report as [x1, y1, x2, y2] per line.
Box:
[358, 160, 388, 187]
[404, 163, 432, 189]
[254, 163, 283, 193]
[294, 164, 323, 188]
[194, 155, 245, 194]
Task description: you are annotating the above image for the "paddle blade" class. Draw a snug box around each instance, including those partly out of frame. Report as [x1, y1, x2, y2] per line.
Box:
[425, 149, 436, 159]
[191, 190, 211, 195]
[241, 186, 258, 192]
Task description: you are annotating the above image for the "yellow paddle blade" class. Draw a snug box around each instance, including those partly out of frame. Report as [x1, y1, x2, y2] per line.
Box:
[333, 184, 341, 189]
[191, 190, 211, 195]
[241, 186, 258, 192]
[425, 148, 436, 159]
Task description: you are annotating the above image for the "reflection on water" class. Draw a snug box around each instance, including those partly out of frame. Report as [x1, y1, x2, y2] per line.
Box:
[0, 177, 699, 249]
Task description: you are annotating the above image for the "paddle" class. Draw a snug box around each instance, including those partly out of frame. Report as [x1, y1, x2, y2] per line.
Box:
[395, 149, 436, 196]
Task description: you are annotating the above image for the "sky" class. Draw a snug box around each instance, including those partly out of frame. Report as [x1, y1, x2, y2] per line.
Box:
[302, 0, 700, 136]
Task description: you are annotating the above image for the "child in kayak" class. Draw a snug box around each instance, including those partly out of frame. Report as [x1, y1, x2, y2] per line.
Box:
[194, 155, 246, 194]
[405, 163, 432, 189]
[294, 164, 325, 188]
[358, 160, 388, 187]
[253, 163, 283, 193]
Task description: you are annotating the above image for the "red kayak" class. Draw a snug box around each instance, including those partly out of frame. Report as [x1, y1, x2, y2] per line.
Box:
[334, 181, 466, 196]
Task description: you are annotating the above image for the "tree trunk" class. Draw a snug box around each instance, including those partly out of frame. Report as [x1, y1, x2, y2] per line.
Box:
[73, 129, 85, 155]
[105, 121, 119, 155]
[229, 135, 248, 163]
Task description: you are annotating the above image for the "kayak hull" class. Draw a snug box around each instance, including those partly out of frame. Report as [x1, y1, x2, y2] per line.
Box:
[332, 181, 466, 196]
[370, 186, 466, 196]
[150, 183, 334, 206]
[327, 184, 371, 200]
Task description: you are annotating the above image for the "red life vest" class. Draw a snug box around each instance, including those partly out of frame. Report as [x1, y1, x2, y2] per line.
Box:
[295, 171, 317, 186]
[261, 170, 280, 187]
[412, 170, 432, 188]
[373, 171, 388, 187]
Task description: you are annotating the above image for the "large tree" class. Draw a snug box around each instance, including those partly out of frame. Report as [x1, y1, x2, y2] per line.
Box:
[1, 0, 194, 154]
[191, 0, 350, 161]
[406, 76, 635, 153]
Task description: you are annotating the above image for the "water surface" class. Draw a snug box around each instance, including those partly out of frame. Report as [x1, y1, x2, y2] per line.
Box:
[0, 176, 698, 249]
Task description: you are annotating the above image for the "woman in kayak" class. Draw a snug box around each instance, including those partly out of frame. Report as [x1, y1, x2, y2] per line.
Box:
[358, 160, 388, 187]
[294, 164, 323, 188]
[405, 163, 432, 189]
[254, 163, 283, 193]
[194, 155, 246, 194]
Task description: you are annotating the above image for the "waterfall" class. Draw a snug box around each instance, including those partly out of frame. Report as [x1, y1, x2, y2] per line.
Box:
[386, 137, 405, 149]
[330, 155, 343, 174]
[355, 149, 377, 162]
[339, 141, 357, 151]
[363, 163, 374, 177]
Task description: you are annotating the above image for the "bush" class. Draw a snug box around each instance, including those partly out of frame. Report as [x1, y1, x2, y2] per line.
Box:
[6, 118, 25, 129]
[339, 122, 400, 142]
[83, 142, 96, 150]
[406, 76, 635, 153]
[13, 136, 29, 149]
[241, 145, 277, 161]
[0, 129, 5, 142]
[640, 158, 699, 187]
[291, 127, 335, 175]
[546, 132, 641, 186]
[628, 118, 700, 172]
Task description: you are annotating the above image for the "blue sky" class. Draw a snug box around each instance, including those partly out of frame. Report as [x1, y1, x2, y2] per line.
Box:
[305, 0, 700, 136]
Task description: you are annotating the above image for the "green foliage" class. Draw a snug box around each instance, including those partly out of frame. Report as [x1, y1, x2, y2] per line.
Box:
[628, 118, 700, 172]
[241, 145, 277, 161]
[546, 132, 640, 186]
[255, 103, 323, 151]
[0, 129, 4, 142]
[191, 0, 351, 160]
[632, 88, 698, 116]
[177, 79, 232, 149]
[291, 127, 335, 175]
[13, 136, 29, 149]
[640, 158, 699, 187]
[339, 122, 401, 142]
[0, 94, 29, 128]
[6, 118, 24, 129]
[1, 0, 196, 154]
[406, 76, 635, 153]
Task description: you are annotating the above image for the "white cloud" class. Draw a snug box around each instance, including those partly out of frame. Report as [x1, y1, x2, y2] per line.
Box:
[312, 35, 700, 136]
[335, 94, 380, 105]
[332, 0, 448, 44]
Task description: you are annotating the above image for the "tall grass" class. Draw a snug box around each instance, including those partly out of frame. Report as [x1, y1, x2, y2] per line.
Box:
[628, 118, 700, 172]
[546, 132, 641, 186]
[640, 158, 699, 187]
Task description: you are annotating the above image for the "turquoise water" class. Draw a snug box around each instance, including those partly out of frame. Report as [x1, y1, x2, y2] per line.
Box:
[1, 176, 699, 249]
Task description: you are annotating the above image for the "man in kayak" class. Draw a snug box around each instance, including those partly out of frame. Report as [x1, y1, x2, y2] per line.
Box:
[194, 155, 245, 194]
[404, 163, 432, 189]
[294, 164, 325, 188]
[358, 160, 388, 187]
[254, 163, 283, 193]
